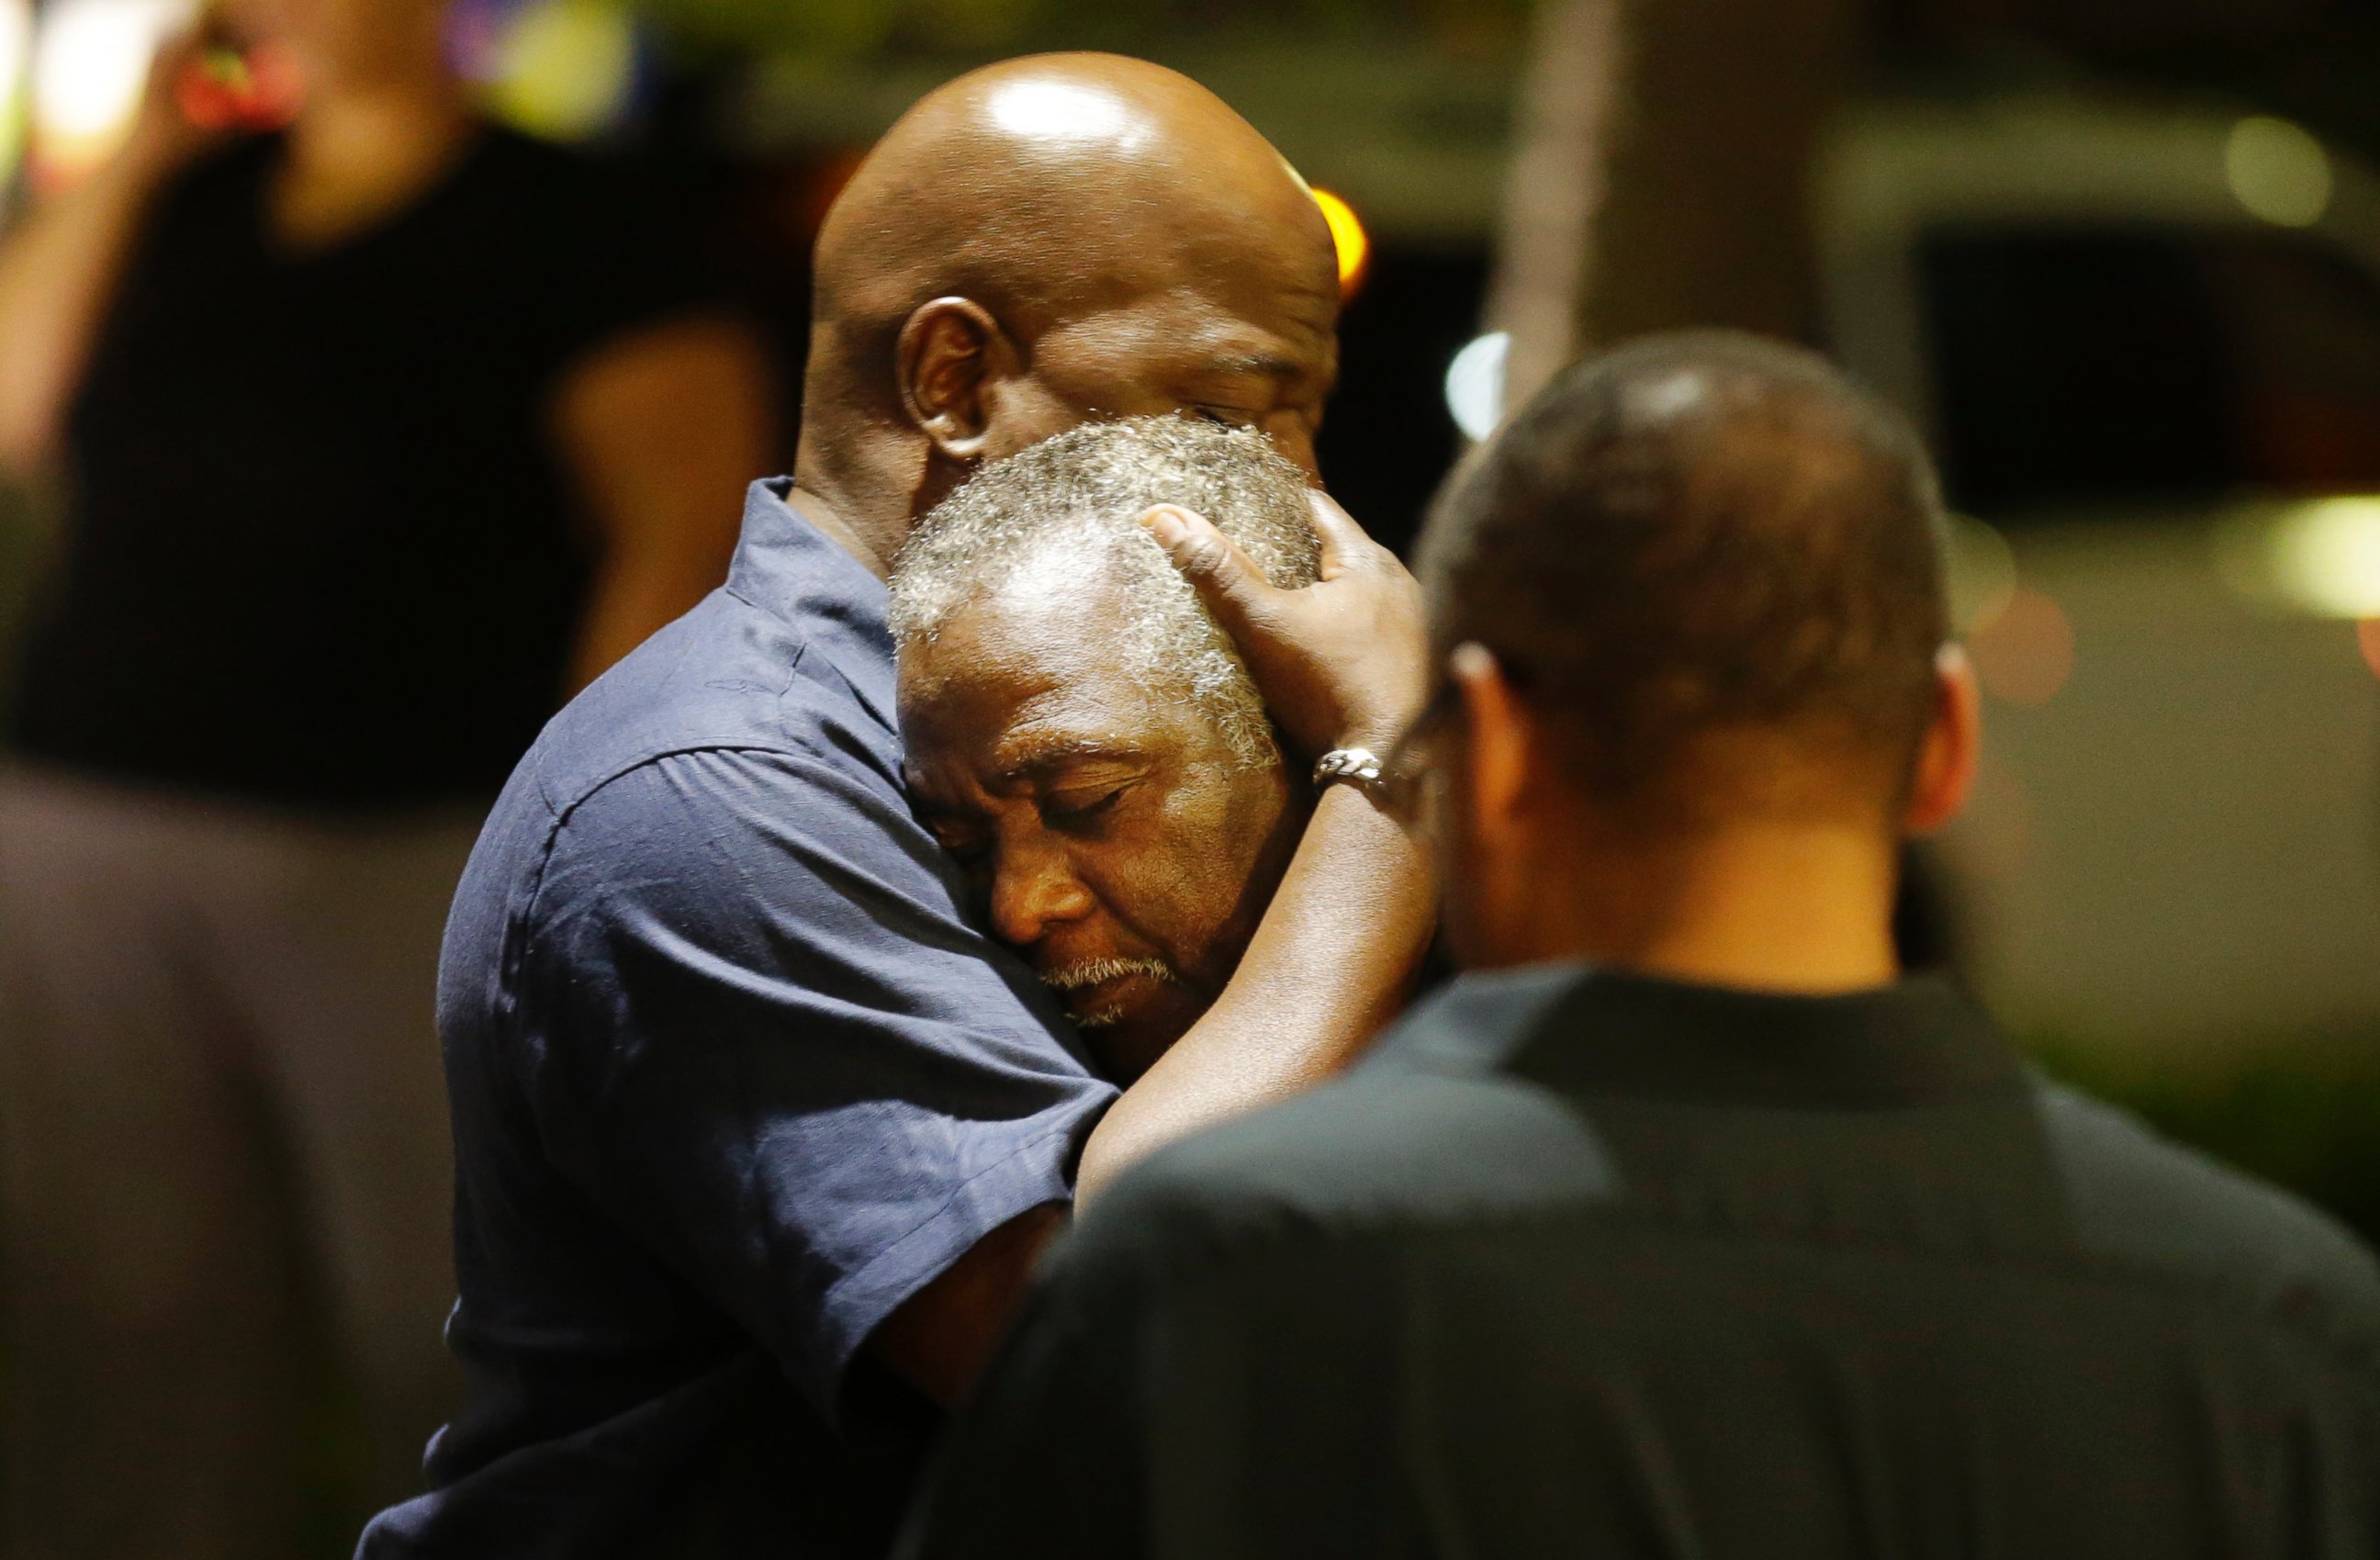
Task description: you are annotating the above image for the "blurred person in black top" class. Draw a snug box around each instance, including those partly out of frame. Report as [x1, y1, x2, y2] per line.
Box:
[0, 0, 774, 1550]
[904, 333, 2380, 1559]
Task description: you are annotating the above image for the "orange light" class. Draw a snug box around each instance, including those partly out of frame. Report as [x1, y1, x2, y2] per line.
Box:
[1312, 187, 1368, 297]
[2358, 619, 2380, 681]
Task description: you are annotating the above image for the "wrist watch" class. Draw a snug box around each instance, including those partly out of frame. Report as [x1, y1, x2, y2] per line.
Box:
[1311, 747, 1386, 794]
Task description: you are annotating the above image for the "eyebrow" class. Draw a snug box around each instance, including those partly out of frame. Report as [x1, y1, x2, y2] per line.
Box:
[991, 732, 1144, 783]
[1204, 352, 1308, 381]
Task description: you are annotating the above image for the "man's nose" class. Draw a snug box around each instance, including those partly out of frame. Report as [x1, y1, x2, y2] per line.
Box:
[989, 844, 1095, 948]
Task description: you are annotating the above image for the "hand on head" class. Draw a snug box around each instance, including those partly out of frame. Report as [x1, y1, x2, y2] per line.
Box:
[1139, 490, 1428, 759]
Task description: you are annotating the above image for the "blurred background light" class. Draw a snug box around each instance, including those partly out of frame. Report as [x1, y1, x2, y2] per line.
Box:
[1445, 330, 1510, 443]
[0, 0, 31, 187]
[174, 39, 301, 132]
[1311, 187, 1367, 297]
[2220, 496, 2380, 618]
[2225, 115, 2331, 229]
[486, 0, 636, 142]
[1969, 587, 2075, 707]
[1946, 514, 2017, 636]
[2359, 619, 2380, 682]
[29, 0, 187, 185]
[443, 0, 511, 84]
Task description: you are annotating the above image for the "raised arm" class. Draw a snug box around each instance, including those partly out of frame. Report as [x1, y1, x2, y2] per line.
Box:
[0, 40, 209, 475]
[1072, 490, 1434, 1196]
[873, 492, 1435, 1403]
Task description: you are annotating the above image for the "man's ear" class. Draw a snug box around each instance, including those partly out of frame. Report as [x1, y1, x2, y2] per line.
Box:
[1903, 643, 1981, 836]
[897, 297, 1016, 463]
[1450, 643, 1535, 834]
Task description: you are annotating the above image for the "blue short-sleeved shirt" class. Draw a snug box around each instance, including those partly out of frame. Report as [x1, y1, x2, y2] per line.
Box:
[359, 480, 1120, 1560]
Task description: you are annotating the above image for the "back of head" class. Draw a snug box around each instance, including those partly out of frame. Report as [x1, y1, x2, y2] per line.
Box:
[799, 52, 1336, 523]
[1416, 331, 1949, 822]
[889, 415, 1319, 764]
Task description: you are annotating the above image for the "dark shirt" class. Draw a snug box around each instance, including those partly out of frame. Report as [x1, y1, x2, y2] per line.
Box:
[358, 482, 1119, 1559]
[12, 128, 713, 809]
[907, 964, 2380, 1559]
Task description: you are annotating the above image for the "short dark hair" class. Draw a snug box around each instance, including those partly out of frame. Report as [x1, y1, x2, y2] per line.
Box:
[1414, 331, 1949, 815]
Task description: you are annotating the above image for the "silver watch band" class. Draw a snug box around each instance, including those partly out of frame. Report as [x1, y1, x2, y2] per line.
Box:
[1311, 747, 1386, 792]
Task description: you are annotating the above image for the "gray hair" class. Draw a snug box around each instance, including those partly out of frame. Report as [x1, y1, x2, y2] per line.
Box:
[889, 416, 1321, 766]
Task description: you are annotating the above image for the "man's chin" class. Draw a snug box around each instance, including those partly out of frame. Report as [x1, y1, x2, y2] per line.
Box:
[1040, 958, 1195, 1078]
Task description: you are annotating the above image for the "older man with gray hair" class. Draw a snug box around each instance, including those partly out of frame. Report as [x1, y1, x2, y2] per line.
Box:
[892, 415, 1342, 1083]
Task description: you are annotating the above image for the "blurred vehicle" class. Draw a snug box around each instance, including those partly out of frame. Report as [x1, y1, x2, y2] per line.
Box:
[1815, 87, 2380, 1060]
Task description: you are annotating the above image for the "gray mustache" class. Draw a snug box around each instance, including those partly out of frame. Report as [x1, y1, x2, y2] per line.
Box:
[1038, 956, 1180, 993]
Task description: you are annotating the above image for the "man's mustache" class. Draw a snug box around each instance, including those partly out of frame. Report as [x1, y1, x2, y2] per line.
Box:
[1038, 956, 1181, 1001]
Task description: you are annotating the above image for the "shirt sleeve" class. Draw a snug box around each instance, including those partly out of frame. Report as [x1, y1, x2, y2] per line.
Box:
[511, 744, 1120, 1417]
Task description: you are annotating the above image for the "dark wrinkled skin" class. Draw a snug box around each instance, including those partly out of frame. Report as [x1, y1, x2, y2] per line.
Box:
[902, 579, 1308, 1081]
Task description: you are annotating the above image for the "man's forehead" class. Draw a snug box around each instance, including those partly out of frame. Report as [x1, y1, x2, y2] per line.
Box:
[903, 571, 1131, 701]
[1151, 217, 1340, 356]
[1177, 303, 1337, 387]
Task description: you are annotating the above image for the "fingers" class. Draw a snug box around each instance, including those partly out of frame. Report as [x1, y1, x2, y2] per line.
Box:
[1141, 505, 1280, 634]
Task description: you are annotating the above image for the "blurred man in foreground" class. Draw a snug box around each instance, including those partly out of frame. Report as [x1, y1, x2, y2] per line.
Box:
[361, 55, 1432, 1560]
[904, 332, 2380, 1559]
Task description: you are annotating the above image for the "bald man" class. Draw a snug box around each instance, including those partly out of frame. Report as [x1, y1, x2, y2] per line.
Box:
[357, 54, 1433, 1559]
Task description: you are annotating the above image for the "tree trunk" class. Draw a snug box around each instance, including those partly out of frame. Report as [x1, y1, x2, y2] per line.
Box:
[1483, 0, 1861, 417]
[1587, 0, 1860, 347]
[1483, 0, 1628, 414]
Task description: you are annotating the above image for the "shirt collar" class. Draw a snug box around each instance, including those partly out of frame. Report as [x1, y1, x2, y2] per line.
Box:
[1376, 962, 2023, 1111]
[724, 477, 897, 729]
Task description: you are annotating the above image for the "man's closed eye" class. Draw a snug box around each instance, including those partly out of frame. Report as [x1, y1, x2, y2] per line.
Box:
[1043, 785, 1130, 825]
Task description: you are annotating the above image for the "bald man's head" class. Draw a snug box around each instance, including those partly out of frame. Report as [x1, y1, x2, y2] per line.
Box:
[792, 54, 1341, 567]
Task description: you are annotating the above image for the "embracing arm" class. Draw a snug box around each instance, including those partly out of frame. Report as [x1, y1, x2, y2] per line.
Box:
[874, 492, 1434, 1402]
[881, 772, 1430, 1404]
[1082, 491, 1434, 1194]
[523, 499, 1427, 1415]
[1074, 783, 1430, 1196]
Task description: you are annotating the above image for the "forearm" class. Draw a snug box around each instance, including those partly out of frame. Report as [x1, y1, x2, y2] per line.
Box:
[1075, 784, 1431, 1200]
[0, 139, 183, 473]
[874, 791, 1426, 1399]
